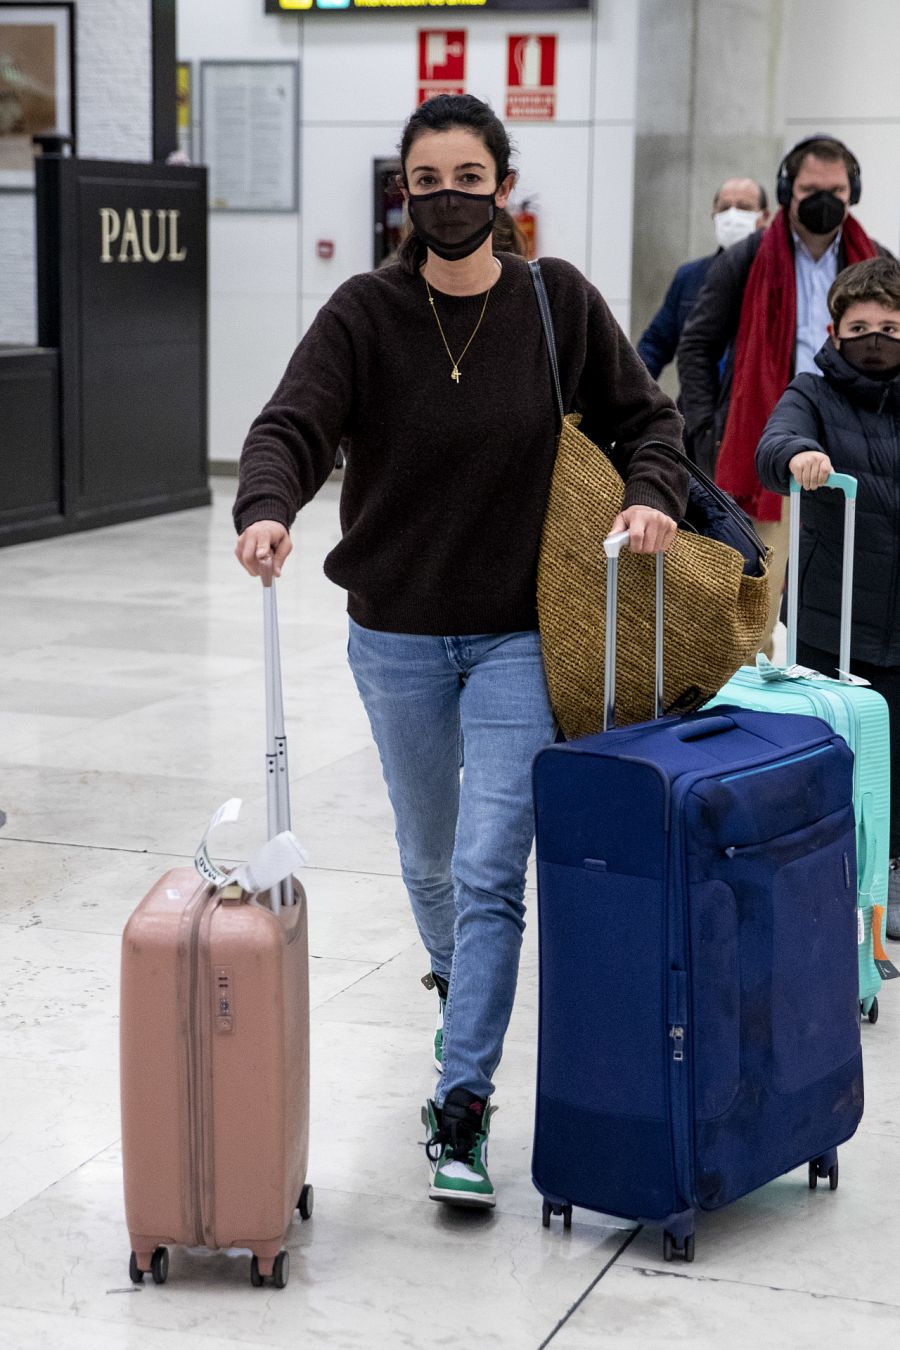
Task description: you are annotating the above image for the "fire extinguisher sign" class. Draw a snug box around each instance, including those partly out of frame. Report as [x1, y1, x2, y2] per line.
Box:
[418, 30, 467, 105]
[506, 34, 557, 121]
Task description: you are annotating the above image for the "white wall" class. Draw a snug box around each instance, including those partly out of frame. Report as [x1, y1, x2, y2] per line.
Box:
[631, 0, 786, 368]
[782, 0, 900, 256]
[0, 0, 152, 344]
[177, 0, 641, 462]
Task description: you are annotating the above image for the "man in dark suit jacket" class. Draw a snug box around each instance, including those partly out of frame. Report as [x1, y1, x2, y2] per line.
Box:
[677, 135, 890, 657]
[637, 178, 769, 379]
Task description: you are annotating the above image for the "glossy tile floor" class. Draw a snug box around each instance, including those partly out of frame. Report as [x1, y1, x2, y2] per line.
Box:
[1, 478, 898, 1349]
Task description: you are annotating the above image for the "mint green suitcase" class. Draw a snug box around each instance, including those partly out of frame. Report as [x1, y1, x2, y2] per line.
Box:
[708, 474, 891, 1023]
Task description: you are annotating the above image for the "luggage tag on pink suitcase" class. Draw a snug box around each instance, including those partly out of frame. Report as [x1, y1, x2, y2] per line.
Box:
[192, 796, 308, 897]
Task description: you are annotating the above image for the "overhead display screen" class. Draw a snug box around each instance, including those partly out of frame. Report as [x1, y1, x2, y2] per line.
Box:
[266, 1, 589, 13]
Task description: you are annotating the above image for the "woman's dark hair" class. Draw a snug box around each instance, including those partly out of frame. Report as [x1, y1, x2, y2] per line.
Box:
[396, 95, 516, 274]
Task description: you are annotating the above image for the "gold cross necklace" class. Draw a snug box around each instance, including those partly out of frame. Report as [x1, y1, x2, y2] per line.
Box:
[423, 269, 496, 383]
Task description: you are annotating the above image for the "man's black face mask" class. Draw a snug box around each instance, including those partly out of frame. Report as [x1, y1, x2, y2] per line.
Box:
[407, 189, 496, 262]
[839, 331, 900, 379]
[796, 189, 846, 236]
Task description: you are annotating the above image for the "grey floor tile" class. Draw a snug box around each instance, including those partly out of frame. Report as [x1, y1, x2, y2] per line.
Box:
[547, 1262, 900, 1349]
[0, 1143, 623, 1350]
[0, 479, 897, 1350]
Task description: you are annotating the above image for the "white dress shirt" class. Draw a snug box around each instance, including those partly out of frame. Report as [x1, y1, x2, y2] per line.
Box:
[793, 229, 841, 376]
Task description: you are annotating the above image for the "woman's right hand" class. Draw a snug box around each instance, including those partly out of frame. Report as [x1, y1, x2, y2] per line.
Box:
[234, 520, 293, 578]
[789, 450, 833, 491]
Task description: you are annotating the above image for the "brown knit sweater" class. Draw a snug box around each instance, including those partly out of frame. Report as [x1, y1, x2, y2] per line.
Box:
[234, 253, 687, 634]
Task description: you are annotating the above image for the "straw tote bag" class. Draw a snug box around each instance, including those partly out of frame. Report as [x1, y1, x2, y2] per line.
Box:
[529, 261, 771, 738]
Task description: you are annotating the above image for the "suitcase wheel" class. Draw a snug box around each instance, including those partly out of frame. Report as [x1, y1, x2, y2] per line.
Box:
[541, 1200, 572, 1231]
[150, 1247, 169, 1285]
[808, 1156, 839, 1191]
[128, 1251, 144, 1284]
[663, 1231, 695, 1263]
[868, 997, 879, 1025]
[251, 1251, 290, 1289]
[298, 1183, 314, 1221]
[273, 1251, 289, 1289]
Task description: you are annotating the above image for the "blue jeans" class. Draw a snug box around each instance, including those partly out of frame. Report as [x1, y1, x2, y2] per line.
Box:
[347, 619, 556, 1105]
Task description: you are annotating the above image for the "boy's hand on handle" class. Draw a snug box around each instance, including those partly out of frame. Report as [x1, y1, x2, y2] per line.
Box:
[789, 450, 833, 492]
[607, 505, 677, 555]
[235, 520, 292, 578]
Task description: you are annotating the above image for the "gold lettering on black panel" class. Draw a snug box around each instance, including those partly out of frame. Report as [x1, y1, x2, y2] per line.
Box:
[141, 209, 167, 262]
[119, 209, 142, 263]
[98, 207, 189, 263]
[167, 210, 188, 262]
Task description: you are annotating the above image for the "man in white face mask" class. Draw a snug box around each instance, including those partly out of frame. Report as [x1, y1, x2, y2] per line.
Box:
[712, 178, 770, 250]
[637, 178, 769, 382]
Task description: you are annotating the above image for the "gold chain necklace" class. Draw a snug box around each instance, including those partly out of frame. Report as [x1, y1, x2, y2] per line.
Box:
[423, 274, 494, 384]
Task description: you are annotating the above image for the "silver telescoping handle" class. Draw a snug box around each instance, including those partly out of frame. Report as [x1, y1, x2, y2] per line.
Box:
[786, 473, 857, 680]
[603, 530, 665, 731]
[262, 571, 293, 912]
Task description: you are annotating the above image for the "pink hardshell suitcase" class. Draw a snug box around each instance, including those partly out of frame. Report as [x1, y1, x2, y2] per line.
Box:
[120, 574, 312, 1289]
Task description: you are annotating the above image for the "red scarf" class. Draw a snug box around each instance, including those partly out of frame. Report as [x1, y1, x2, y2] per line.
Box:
[715, 210, 877, 521]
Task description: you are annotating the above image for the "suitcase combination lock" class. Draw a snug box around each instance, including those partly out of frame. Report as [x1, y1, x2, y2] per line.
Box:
[215, 966, 235, 1033]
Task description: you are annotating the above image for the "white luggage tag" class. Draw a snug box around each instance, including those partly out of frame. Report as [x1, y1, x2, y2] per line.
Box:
[194, 798, 243, 887]
[193, 798, 307, 895]
[835, 669, 871, 687]
[230, 831, 308, 896]
[755, 653, 870, 686]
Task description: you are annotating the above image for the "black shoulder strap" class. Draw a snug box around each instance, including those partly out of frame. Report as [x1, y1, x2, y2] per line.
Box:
[641, 439, 767, 563]
[528, 260, 565, 428]
[528, 261, 766, 566]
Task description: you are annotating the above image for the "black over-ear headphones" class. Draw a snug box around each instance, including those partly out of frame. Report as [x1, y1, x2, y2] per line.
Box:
[776, 134, 862, 208]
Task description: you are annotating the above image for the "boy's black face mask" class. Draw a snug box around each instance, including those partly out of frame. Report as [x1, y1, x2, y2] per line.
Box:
[839, 331, 900, 379]
[407, 189, 496, 261]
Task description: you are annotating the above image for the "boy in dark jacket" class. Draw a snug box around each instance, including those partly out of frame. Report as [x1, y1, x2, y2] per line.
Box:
[756, 257, 900, 937]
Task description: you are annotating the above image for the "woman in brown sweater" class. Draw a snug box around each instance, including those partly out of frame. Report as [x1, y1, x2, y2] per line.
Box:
[234, 94, 687, 1209]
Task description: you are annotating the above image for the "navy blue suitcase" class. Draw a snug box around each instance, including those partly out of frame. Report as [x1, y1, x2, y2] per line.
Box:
[531, 535, 863, 1260]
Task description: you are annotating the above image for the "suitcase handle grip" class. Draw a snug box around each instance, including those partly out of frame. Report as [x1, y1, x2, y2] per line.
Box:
[603, 532, 664, 731]
[786, 474, 857, 679]
[673, 715, 734, 742]
[789, 472, 857, 500]
[603, 529, 632, 560]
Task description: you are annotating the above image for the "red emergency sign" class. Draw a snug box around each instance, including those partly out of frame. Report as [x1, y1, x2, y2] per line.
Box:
[506, 34, 557, 121]
[418, 29, 467, 105]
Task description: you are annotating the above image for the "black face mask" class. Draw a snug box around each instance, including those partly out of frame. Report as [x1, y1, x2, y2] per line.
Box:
[407, 188, 496, 261]
[839, 331, 900, 379]
[796, 190, 846, 236]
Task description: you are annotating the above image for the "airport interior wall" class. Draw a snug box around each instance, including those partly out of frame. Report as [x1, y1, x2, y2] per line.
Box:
[1, 1, 898, 456]
[176, 0, 641, 464]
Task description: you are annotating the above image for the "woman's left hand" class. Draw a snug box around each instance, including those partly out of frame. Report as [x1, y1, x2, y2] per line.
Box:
[607, 505, 677, 554]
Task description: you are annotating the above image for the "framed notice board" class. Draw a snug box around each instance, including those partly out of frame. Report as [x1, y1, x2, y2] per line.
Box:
[200, 61, 299, 212]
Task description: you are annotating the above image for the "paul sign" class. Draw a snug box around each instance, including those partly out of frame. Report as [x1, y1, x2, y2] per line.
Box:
[99, 208, 189, 264]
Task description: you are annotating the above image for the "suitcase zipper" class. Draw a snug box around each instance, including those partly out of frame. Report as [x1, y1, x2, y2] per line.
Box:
[668, 817, 693, 1208]
[185, 887, 211, 1248]
[719, 743, 832, 782]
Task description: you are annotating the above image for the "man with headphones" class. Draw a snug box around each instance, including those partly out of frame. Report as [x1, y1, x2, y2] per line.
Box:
[677, 135, 890, 656]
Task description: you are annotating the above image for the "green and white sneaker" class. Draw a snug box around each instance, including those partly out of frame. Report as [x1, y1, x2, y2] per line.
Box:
[422, 971, 449, 1071]
[422, 1089, 496, 1208]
